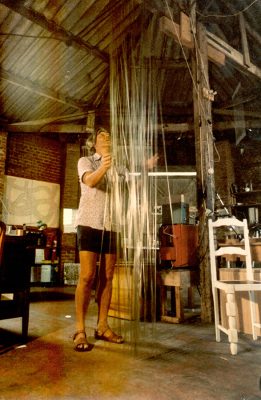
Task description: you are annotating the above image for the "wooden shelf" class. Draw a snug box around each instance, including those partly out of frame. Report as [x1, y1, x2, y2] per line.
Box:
[233, 203, 261, 208]
[233, 190, 261, 196]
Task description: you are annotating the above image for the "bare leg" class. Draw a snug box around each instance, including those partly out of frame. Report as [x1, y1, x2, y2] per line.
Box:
[96, 253, 116, 331]
[95, 253, 123, 343]
[74, 250, 97, 350]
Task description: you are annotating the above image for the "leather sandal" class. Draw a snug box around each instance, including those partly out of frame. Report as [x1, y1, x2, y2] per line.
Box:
[73, 330, 92, 352]
[94, 328, 124, 344]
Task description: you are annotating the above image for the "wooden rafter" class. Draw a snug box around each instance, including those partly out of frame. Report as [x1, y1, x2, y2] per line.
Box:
[162, 119, 261, 133]
[7, 119, 261, 133]
[159, 14, 261, 79]
[239, 13, 250, 67]
[206, 31, 261, 79]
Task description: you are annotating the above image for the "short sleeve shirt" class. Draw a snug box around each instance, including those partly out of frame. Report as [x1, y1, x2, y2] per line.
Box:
[75, 153, 128, 231]
[75, 153, 111, 230]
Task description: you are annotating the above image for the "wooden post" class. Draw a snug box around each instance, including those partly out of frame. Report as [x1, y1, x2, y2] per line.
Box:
[192, 20, 215, 322]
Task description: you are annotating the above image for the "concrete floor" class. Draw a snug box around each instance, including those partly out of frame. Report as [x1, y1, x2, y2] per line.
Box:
[0, 286, 261, 400]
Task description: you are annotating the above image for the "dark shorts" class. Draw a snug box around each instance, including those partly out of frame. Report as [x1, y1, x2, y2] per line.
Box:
[77, 225, 117, 254]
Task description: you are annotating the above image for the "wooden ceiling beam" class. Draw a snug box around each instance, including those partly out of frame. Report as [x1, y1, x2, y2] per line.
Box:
[0, 0, 109, 64]
[7, 123, 88, 134]
[213, 109, 261, 119]
[163, 119, 261, 133]
[5, 112, 89, 132]
[206, 31, 261, 79]
[160, 15, 225, 65]
[7, 119, 260, 134]
[160, 14, 261, 78]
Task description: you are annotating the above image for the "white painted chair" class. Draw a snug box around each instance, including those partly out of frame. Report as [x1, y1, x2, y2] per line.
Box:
[208, 216, 261, 355]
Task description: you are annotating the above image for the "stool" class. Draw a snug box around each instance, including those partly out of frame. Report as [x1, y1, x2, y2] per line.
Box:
[157, 268, 199, 323]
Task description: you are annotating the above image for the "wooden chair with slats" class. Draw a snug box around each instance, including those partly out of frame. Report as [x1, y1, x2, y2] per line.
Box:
[208, 216, 261, 355]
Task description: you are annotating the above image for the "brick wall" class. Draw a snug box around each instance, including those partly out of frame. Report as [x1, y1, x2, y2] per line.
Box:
[61, 233, 78, 263]
[63, 143, 80, 208]
[60, 143, 81, 278]
[214, 140, 261, 219]
[232, 142, 261, 190]
[215, 140, 261, 194]
[6, 133, 62, 183]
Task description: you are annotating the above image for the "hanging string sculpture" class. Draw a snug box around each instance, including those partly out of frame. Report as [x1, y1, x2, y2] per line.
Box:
[104, 1, 201, 351]
[106, 25, 162, 350]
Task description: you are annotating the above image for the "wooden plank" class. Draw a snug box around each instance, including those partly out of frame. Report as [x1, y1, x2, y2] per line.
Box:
[207, 44, 225, 66]
[207, 31, 261, 79]
[161, 315, 181, 323]
[160, 16, 224, 66]
[180, 12, 193, 48]
[239, 13, 251, 67]
[86, 111, 95, 134]
[159, 16, 181, 45]
[175, 286, 183, 320]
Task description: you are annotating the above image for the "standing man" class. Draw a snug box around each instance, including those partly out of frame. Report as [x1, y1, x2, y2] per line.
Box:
[73, 127, 122, 351]
[73, 127, 158, 351]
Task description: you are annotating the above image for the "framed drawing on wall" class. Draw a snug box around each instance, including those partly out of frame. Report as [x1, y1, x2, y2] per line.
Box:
[2, 175, 60, 228]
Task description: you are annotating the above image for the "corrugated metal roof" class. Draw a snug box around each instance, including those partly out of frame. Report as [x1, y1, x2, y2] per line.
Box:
[0, 0, 260, 141]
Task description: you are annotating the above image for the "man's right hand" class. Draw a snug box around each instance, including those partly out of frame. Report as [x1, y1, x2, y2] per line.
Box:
[101, 154, 112, 171]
